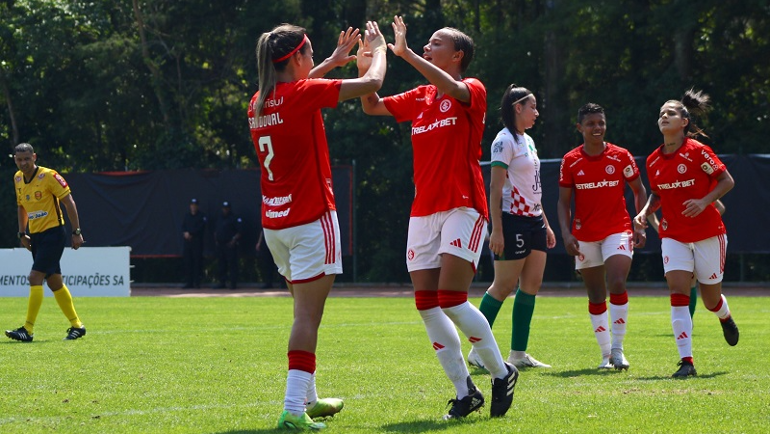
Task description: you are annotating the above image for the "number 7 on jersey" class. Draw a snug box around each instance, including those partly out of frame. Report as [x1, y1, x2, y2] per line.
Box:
[258, 136, 275, 181]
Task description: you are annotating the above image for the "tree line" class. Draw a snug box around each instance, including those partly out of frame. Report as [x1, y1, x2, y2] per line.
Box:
[2, 0, 768, 282]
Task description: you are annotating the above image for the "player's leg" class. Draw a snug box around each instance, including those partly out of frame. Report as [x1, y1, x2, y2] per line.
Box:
[274, 212, 341, 429]
[693, 235, 738, 346]
[662, 238, 697, 378]
[407, 213, 482, 418]
[479, 260, 520, 327]
[468, 257, 521, 370]
[5, 268, 44, 342]
[602, 232, 633, 370]
[436, 209, 517, 418]
[689, 278, 698, 319]
[509, 250, 550, 368]
[581, 265, 612, 368]
[576, 239, 612, 368]
[282, 274, 334, 427]
[48, 274, 86, 340]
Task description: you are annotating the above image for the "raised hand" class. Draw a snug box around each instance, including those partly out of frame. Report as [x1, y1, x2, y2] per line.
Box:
[326, 27, 360, 68]
[388, 15, 408, 57]
[364, 20, 386, 53]
[356, 33, 372, 73]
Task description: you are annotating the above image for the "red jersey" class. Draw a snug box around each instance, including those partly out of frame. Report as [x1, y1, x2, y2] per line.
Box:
[559, 143, 640, 241]
[383, 78, 488, 218]
[248, 79, 341, 229]
[646, 138, 726, 242]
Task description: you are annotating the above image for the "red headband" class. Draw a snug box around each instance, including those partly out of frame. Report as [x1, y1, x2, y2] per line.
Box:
[272, 35, 308, 63]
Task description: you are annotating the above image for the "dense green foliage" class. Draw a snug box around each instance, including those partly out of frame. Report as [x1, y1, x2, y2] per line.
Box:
[0, 294, 768, 432]
[2, 1, 769, 281]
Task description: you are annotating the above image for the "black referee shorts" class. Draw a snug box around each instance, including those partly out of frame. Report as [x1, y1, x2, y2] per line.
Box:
[30, 225, 66, 277]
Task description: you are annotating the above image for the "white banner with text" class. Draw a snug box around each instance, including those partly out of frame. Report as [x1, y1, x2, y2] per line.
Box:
[0, 246, 131, 297]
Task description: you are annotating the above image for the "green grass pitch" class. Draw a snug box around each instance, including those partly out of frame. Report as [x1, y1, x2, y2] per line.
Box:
[1, 294, 768, 433]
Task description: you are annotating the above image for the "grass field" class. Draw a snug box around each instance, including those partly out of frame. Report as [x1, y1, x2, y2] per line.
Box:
[1, 294, 768, 433]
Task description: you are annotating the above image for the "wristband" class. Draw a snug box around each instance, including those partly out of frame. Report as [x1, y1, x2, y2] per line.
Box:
[17, 232, 25, 239]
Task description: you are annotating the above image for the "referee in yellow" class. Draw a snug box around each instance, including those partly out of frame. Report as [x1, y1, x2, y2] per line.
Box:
[5, 143, 86, 342]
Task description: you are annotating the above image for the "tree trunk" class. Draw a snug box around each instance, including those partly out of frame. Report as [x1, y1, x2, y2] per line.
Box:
[132, 0, 170, 125]
[542, 0, 569, 158]
[1, 75, 19, 146]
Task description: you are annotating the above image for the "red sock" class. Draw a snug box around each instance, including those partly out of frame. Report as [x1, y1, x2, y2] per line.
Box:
[415, 290, 439, 311]
[437, 290, 467, 309]
[589, 301, 607, 315]
[288, 350, 315, 373]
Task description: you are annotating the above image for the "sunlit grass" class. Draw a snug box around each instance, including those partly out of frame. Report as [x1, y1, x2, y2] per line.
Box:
[0, 294, 767, 433]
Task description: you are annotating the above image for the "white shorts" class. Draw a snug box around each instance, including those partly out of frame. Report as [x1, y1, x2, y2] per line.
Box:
[575, 231, 633, 270]
[661, 234, 727, 285]
[406, 207, 487, 272]
[264, 211, 343, 283]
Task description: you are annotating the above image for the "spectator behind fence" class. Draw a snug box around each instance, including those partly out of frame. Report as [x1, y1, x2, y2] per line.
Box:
[182, 198, 206, 289]
[214, 201, 242, 289]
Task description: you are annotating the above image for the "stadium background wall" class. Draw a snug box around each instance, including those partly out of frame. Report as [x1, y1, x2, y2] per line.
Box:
[2, 155, 768, 284]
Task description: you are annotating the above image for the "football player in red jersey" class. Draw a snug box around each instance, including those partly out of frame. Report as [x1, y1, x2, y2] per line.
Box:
[557, 103, 647, 371]
[357, 16, 517, 420]
[634, 89, 739, 378]
[249, 22, 387, 430]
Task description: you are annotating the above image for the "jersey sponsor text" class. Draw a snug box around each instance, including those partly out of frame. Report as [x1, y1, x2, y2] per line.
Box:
[266, 208, 291, 219]
[656, 179, 695, 190]
[411, 117, 457, 135]
[575, 180, 620, 190]
[263, 194, 293, 206]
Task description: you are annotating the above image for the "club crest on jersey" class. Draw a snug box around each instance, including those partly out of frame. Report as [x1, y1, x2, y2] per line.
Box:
[38, 173, 45, 179]
[35, 191, 42, 200]
[15, 176, 21, 182]
[700, 162, 715, 175]
[439, 99, 452, 113]
[677, 164, 687, 174]
[605, 165, 615, 175]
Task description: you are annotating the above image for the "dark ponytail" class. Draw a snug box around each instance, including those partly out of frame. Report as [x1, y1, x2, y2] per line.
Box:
[500, 84, 533, 135]
[664, 88, 711, 139]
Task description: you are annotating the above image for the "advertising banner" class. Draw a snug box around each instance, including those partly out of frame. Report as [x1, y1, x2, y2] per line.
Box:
[0, 246, 131, 297]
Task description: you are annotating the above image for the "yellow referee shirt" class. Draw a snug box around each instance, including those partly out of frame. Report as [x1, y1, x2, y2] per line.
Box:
[15, 166, 71, 234]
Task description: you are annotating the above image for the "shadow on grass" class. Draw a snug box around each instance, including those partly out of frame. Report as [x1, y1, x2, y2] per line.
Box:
[382, 416, 479, 432]
[543, 368, 628, 377]
[212, 417, 473, 434]
[0, 340, 56, 345]
[635, 371, 729, 381]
